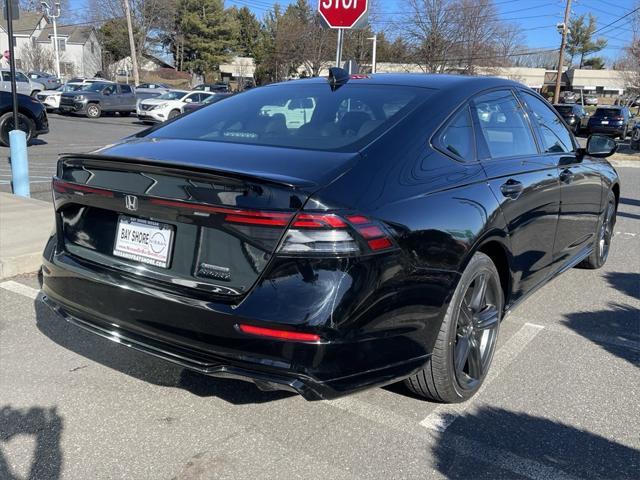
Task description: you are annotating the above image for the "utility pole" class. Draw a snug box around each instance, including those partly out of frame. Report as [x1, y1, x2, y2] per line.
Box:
[368, 35, 377, 73]
[41, 1, 61, 80]
[123, 0, 139, 85]
[553, 0, 572, 104]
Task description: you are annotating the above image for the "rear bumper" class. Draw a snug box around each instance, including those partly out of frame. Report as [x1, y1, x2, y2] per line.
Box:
[588, 124, 626, 135]
[41, 244, 447, 400]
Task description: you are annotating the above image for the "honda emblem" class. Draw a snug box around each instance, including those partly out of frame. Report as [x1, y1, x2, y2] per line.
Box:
[125, 195, 138, 212]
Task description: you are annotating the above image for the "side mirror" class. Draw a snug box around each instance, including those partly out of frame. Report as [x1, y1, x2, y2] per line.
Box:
[184, 98, 193, 103]
[584, 134, 617, 158]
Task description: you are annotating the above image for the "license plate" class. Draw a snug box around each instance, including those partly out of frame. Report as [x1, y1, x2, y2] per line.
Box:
[113, 216, 174, 268]
[601, 120, 609, 125]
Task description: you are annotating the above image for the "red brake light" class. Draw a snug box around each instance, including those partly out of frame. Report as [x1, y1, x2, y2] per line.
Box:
[238, 324, 320, 342]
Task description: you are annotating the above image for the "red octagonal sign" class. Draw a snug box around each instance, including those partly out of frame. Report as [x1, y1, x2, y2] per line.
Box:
[318, 0, 368, 29]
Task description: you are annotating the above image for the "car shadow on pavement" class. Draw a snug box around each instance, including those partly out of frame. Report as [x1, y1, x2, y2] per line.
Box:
[432, 406, 639, 479]
[561, 301, 639, 367]
[34, 300, 294, 405]
[604, 272, 640, 300]
[0, 405, 63, 480]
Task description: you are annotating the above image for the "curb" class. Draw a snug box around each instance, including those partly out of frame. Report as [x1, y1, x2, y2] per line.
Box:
[0, 253, 42, 279]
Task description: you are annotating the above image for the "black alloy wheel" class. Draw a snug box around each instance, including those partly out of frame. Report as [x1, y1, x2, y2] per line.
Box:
[405, 252, 503, 403]
[579, 190, 616, 269]
[454, 271, 501, 391]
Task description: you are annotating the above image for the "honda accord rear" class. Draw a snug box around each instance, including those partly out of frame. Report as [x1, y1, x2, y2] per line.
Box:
[41, 72, 619, 403]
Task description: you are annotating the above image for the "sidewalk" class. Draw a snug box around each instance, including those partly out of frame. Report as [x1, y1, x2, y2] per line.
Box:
[0, 192, 53, 279]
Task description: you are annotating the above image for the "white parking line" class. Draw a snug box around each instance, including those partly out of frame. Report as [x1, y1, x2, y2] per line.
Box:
[420, 323, 544, 432]
[0, 280, 40, 300]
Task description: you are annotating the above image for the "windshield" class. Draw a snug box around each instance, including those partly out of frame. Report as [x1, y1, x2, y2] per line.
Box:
[62, 84, 82, 92]
[593, 108, 622, 117]
[81, 83, 110, 92]
[157, 91, 187, 100]
[147, 83, 428, 151]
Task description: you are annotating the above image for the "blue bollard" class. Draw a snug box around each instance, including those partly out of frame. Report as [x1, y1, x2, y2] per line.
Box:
[9, 129, 30, 198]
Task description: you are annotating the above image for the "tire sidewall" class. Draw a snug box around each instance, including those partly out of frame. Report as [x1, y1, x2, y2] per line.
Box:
[443, 253, 504, 401]
[595, 191, 617, 267]
[0, 112, 34, 146]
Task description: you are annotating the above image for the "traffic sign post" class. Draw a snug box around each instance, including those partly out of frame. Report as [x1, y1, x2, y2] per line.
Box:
[318, 0, 369, 68]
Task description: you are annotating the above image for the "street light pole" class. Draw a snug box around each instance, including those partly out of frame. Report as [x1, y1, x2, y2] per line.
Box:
[368, 35, 377, 73]
[553, 0, 572, 104]
[41, 1, 61, 80]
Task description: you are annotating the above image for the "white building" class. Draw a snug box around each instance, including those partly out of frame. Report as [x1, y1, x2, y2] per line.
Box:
[0, 11, 102, 78]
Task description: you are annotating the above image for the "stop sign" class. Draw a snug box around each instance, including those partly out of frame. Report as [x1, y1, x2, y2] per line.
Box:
[318, 0, 368, 29]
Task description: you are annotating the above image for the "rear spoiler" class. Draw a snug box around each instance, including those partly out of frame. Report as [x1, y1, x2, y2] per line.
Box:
[58, 152, 318, 190]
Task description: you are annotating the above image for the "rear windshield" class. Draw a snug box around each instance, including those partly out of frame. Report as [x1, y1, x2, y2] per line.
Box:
[554, 105, 573, 114]
[593, 108, 622, 117]
[146, 83, 429, 151]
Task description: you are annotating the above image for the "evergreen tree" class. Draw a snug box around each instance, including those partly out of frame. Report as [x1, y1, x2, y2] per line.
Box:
[566, 14, 608, 69]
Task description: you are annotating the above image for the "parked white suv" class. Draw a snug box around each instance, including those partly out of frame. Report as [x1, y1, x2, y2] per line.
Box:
[36, 82, 84, 111]
[0, 69, 46, 96]
[137, 90, 214, 123]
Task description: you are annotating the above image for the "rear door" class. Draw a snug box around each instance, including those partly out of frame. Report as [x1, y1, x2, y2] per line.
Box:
[472, 89, 561, 299]
[119, 84, 136, 110]
[518, 91, 602, 264]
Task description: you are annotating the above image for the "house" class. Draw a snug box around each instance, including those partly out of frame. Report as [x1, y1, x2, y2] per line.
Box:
[109, 53, 175, 77]
[36, 25, 102, 78]
[219, 56, 255, 88]
[0, 12, 101, 78]
[0, 11, 48, 69]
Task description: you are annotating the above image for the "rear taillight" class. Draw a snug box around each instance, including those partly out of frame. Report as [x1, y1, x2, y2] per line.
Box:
[277, 212, 395, 255]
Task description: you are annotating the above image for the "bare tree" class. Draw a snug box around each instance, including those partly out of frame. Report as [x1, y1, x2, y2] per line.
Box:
[19, 43, 56, 72]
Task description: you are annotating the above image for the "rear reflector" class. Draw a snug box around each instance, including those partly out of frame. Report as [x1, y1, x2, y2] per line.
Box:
[238, 324, 320, 342]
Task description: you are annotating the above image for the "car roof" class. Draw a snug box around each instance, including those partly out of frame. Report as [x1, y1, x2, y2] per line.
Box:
[276, 73, 529, 95]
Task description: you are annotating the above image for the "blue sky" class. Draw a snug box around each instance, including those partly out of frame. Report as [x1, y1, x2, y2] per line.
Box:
[224, 0, 636, 64]
[65, 0, 636, 65]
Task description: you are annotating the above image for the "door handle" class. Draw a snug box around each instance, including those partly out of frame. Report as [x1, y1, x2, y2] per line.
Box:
[560, 169, 575, 183]
[500, 179, 524, 198]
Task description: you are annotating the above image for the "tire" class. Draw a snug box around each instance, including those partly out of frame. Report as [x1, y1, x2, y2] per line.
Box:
[119, 111, 131, 117]
[86, 103, 101, 118]
[0, 111, 34, 146]
[578, 190, 616, 269]
[168, 109, 180, 120]
[631, 128, 640, 150]
[404, 252, 504, 403]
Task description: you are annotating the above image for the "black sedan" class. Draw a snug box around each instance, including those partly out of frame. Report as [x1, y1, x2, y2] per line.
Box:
[553, 103, 588, 134]
[182, 92, 234, 114]
[41, 72, 620, 403]
[0, 90, 49, 146]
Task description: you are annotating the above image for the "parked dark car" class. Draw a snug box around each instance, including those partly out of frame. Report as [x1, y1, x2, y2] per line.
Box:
[559, 91, 577, 103]
[587, 106, 634, 138]
[553, 103, 589, 134]
[181, 92, 233, 114]
[193, 83, 229, 93]
[59, 82, 137, 118]
[0, 90, 49, 146]
[28, 71, 61, 90]
[41, 73, 620, 403]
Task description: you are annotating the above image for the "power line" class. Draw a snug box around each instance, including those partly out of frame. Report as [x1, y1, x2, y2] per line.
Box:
[592, 6, 639, 35]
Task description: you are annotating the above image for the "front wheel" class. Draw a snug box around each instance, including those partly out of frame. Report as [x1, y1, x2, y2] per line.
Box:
[578, 190, 616, 269]
[86, 103, 101, 118]
[168, 109, 180, 120]
[0, 111, 34, 146]
[404, 252, 503, 403]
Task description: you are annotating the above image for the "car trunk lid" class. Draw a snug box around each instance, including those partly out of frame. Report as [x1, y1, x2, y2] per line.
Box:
[54, 138, 359, 298]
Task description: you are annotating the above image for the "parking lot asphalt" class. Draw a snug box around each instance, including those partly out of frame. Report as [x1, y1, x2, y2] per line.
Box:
[0, 156, 639, 479]
[0, 113, 148, 202]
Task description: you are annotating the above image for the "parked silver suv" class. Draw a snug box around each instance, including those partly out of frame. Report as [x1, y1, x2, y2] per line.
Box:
[0, 69, 46, 96]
